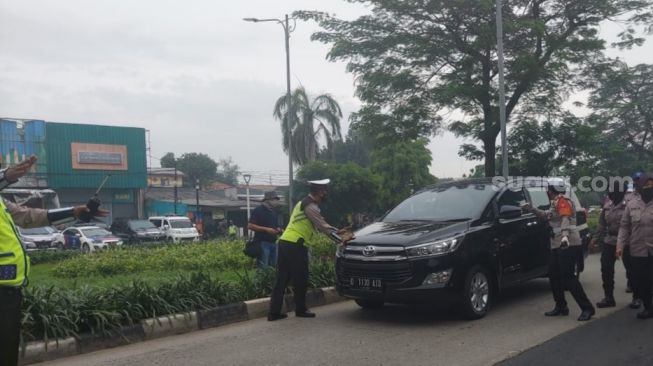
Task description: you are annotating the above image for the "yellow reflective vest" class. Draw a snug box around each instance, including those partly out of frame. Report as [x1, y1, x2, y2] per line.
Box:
[0, 199, 30, 287]
[279, 200, 318, 245]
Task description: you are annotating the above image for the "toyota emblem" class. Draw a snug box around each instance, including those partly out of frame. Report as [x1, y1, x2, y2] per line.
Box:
[362, 245, 376, 257]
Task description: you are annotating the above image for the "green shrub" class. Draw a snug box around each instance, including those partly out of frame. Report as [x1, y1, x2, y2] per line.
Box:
[28, 250, 81, 265]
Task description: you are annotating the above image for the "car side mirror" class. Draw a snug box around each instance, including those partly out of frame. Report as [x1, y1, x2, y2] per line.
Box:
[499, 205, 522, 220]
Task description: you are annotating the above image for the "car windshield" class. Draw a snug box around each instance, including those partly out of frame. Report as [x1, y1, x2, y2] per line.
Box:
[19, 226, 56, 235]
[81, 228, 111, 237]
[128, 220, 157, 230]
[170, 219, 193, 228]
[383, 183, 496, 223]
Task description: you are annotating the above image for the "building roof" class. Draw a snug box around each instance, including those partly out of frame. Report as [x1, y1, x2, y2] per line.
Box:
[210, 181, 233, 190]
[145, 187, 249, 209]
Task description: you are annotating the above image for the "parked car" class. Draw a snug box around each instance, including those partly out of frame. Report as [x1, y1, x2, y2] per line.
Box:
[54, 226, 123, 253]
[110, 218, 164, 243]
[336, 177, 585, 319]
[18, 226, 58, 250]
[148, 216, 200, 243]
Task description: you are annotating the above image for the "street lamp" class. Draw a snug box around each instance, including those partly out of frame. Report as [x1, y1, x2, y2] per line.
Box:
[195, 179, 200, 225]
[243, 174, 252, 223]
[496, 0, 509, 178]
[244, 15, 295, 215]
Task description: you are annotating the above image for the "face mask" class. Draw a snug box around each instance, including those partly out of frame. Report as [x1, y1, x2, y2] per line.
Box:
[268, 199, 282, 208]
[641, 188, 653, 203]
[609, 192, 625, 204]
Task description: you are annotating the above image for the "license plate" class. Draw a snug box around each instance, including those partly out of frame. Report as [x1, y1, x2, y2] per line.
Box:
[349, 277, 382, 290]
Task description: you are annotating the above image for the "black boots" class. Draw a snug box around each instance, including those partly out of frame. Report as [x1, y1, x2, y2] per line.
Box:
[267, 313, 288, 321]
[544, 306, 569, 316]
[629, 298, 642, 309]
[636, 309, 653, 319]
[596, 297, 616, 308]
[578, 308, 595, 321]
[296, 310, 316, 318]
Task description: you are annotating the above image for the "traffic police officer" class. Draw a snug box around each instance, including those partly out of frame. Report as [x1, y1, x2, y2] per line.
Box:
[592, 181, 628, 308]
[523, 179, 595, 321]
[0, 155, 107, 365]
[617, 173, 653, 319]
[268, 179, 348, 321]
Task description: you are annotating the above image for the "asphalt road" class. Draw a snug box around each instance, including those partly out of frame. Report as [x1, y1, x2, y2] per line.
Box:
[41, 253, 642, 366]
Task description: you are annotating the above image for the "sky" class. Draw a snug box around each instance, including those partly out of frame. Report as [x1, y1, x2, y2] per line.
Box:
[1, 1, 651, 185]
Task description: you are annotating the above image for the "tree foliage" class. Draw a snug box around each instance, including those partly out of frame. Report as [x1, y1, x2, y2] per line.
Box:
[370, 138, 437, 209]
[318, 129, 372, 167]
[215, 157, 241, 187]
[294, 161, 382, 224]
[297, 0, 653, 176]
[273, 87, 343, 165]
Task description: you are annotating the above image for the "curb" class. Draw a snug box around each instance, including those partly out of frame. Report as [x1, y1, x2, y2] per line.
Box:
[19, 286, 345, 365]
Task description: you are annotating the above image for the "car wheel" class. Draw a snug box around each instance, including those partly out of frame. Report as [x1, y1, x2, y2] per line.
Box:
[355, 299, 384, 310]
[460, 265, 492, 320]
[82, 243, 91, 254]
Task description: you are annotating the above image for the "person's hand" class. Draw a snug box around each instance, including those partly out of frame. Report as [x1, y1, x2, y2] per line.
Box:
[520, 203, 533, 212]
[266, 227, 280, 236]
[4, 155, 37, 182]
[73, 206, 109, 219]
[615, 247, 623, 260]
[560, 235, 570, 248]
[589, 238, 598, 250]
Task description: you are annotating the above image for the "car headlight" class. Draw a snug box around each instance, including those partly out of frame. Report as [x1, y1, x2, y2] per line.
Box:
[406, 236, 463, 258]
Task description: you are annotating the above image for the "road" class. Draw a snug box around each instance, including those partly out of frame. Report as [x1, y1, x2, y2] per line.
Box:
[41, 254, 641, 366]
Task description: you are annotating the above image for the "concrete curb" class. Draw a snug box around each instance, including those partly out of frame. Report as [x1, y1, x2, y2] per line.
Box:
[19, 286, 346, 365]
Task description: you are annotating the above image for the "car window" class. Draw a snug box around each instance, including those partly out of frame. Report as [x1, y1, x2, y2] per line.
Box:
[81, 228, 111, 237]
[128, 220, 157, 230]
[150, 219, 162, 227]
[383, 183, 496, 222]
[497, 188, 527, 209]
[19, 226, 55, 235]
[169, 219, 193, 228]
[63, 228, 78, 235]
[526, 187, 552, 210]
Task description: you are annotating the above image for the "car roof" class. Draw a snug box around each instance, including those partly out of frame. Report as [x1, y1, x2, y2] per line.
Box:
[67, 226, 101, 230]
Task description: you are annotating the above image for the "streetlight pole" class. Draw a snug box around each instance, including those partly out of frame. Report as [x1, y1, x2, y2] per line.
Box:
[195, 178, 200, 219]
[496, 0, 509, 178]
[243, 174, 252, 221]
[244, 15, 294, 216]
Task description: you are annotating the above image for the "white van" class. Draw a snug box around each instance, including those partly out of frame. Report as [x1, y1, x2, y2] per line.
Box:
[148, 216, 200, 243]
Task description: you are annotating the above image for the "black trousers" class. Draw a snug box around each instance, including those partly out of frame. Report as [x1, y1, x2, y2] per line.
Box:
[622, 246, 634, 291]
[630, 253, 653, 310]
[269, 241, 309, 315]
[0, 287, 22, 366]
[549, 246, 593, 311]
[600, 244, 617, 297]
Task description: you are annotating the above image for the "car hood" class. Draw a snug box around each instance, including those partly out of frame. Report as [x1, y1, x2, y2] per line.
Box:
[351, 221, 471, 247]
[21, 234, 57, 241]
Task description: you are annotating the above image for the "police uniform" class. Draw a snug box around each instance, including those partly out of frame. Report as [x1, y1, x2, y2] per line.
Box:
[595, 197, 628, 307]
[268, 179, 340, 321]
[617, 173, 653, 319]
[527, 184, 595, 321]
[0, 169, 81, 366]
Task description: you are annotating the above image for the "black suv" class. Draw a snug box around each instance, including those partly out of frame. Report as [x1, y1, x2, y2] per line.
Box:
[336, 177, 585, 319]
[110, 218, 164, 244]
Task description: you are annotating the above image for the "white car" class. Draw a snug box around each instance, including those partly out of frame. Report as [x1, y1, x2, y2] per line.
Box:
[148, 216, 200, 243]
[54, 226, 123, 253]
[18, 226, 59, 250]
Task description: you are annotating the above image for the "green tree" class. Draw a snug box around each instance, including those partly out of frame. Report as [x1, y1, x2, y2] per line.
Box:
[174, 153, 218, 188]
[294, 161, 382, 224]
[318, 130, 371, 167]
[370, 138, 436, 209]
[160, 152, 176, 169]
[215, 157, 241, 187]
[298, 0, 652, 176]
[273, 87, 343, 165]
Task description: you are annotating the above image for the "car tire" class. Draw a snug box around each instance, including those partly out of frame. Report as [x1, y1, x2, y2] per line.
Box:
[459, 265, 492, 320]
[82, 243, 91, 254]
[354, 299, 384, 310]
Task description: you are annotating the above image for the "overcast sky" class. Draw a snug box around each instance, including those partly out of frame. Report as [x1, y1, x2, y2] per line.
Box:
[1, 1, 651, 185]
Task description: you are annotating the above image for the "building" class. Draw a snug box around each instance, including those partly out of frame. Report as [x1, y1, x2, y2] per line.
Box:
[147, 167, 185, 187]
[1, 118, 147, 222]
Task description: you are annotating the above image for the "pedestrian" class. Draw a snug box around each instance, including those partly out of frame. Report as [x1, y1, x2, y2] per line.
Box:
[228, 220, 237, 239]
[616, 173, 653, 319]
[247, 191, 283, 269]
[523, 179, 595, 321]
[623, 171, 643, 301]
[591, 181, 628, 308]
[267, 179, 350, 321]
[0, 155, 108, 366]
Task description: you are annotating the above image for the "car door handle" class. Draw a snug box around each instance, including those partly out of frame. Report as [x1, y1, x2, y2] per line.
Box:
[526, 221, 538, 227]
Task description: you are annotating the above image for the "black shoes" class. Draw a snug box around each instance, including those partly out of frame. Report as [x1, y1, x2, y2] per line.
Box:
[596, 297, 616, 308]
[296, 310, 316, 318]
[267, 313, 288, 321]
[578, 308, 595, 321]
[636, 309, 653, 320]
[545, 306, 569, 316]
[629, 298, 642, 309]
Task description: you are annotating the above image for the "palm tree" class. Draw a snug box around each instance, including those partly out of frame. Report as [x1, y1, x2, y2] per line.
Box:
[273, 87, 343, 165]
